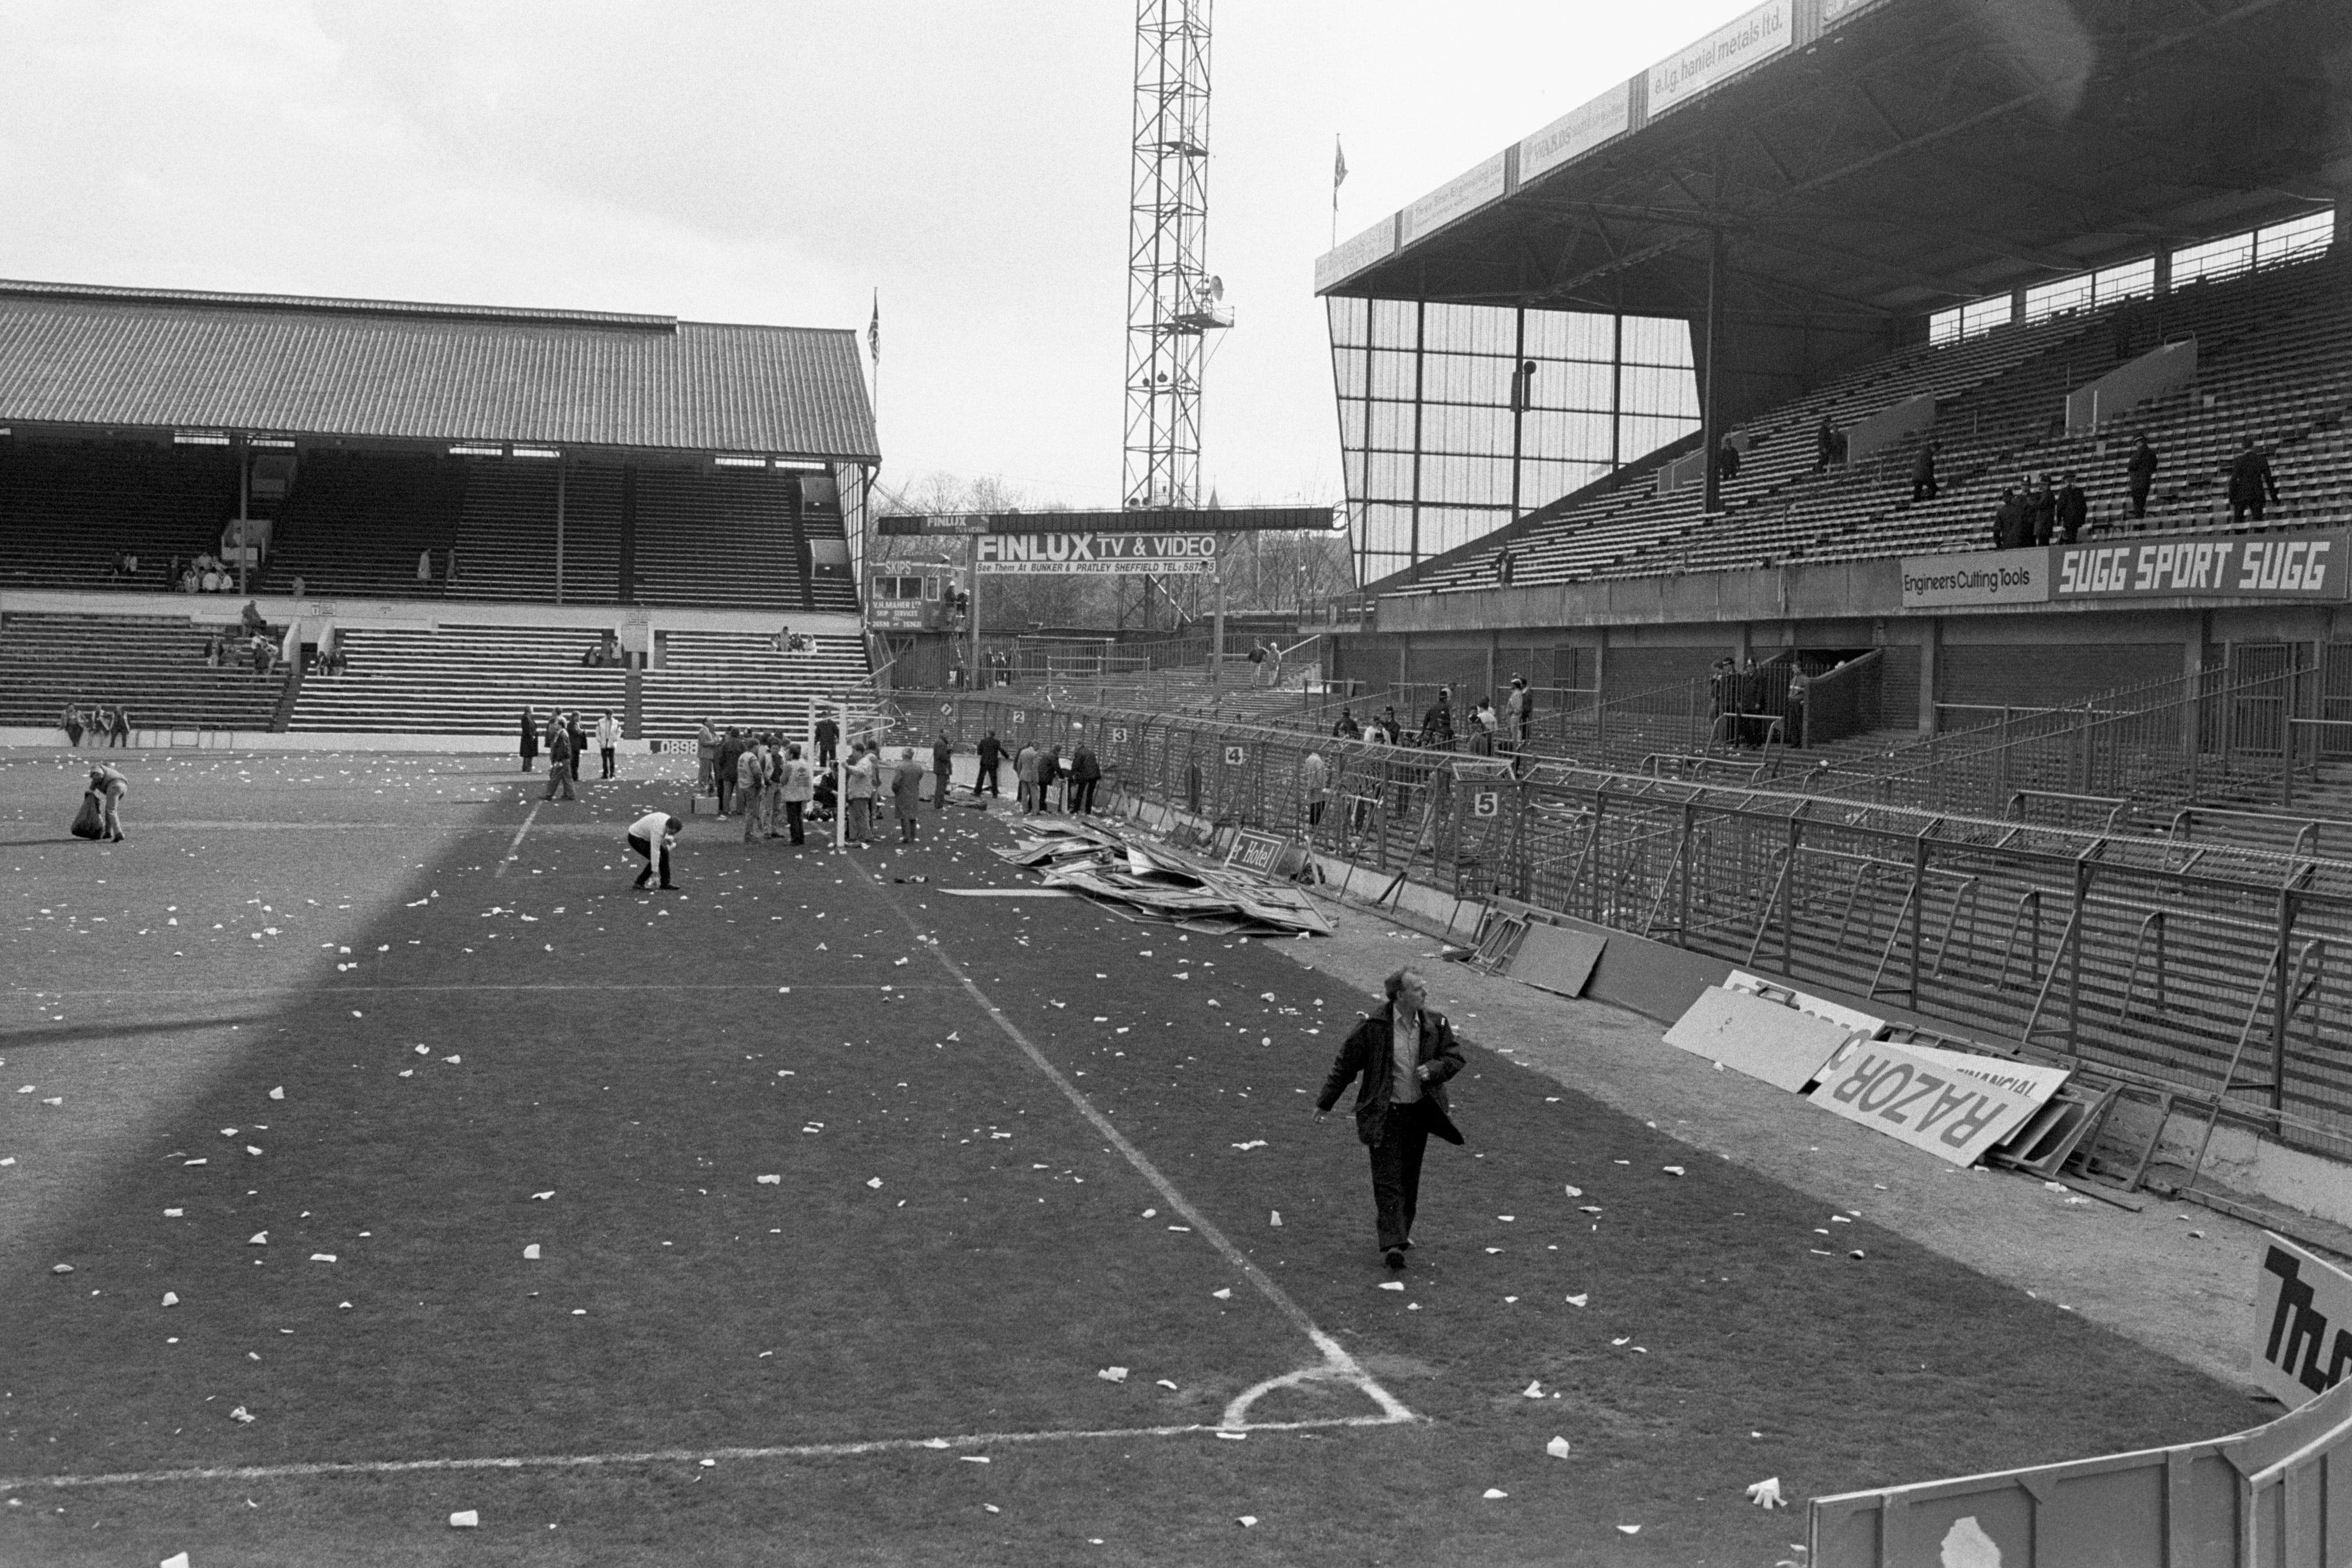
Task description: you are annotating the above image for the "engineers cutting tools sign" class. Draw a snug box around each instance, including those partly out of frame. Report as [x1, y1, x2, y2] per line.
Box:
[974, 533, 1218, 576]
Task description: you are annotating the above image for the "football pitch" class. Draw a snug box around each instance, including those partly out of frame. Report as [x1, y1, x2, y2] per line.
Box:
[0, 749, 2256, 1565]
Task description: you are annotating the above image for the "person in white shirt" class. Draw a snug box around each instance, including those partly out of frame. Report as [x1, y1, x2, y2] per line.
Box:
[628, 812, 681, 891]
[736, 739, 772, 842]
[595, 710, 621, 780]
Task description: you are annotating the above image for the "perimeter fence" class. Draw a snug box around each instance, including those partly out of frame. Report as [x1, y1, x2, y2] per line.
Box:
[919, 687, 2352, 1161]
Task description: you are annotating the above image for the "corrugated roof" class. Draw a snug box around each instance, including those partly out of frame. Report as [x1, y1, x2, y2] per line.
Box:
[0, 281, 880, 461]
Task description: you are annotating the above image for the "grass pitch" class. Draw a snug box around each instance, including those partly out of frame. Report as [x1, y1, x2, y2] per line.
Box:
[0, 749, 2256, 1565]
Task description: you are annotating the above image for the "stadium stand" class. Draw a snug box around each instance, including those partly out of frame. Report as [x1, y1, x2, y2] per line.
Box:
[258, 451, 467, 599]
[287, 621, 868, 740]
[1394, 255, 2352, 598]
[640, 629, 869, 740]
[0, 610, 285, 731]
[442, 462, 624, 607]
[0, 440, 236, 592]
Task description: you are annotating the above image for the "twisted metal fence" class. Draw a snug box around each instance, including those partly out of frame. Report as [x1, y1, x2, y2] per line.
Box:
[922, 687, 2352, 1160]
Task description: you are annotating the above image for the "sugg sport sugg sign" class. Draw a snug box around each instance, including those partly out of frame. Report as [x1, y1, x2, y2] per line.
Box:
[2052, 531, 2348, 602]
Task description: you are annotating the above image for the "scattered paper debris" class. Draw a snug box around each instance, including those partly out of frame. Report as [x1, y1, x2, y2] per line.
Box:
[532, 1191, 554, 1201]
[1237, 1515, 1258, 1527]
[1662, 1166, 1685, 1176]
[1098, 1366, 1129, 1383]
[163, 1553, 191, 1568]
[866, 1177, 884, 1189]
[1563, 1185, 1583, 1197]
[523, 1245, 541, 1260]
[1565, 1294, 1589, 1307]
[229, 1406, 256, 1424]
[1522, 1381, 1544, 1399]
[1269, 1210, 1282, 1227]
[162, 1291, 179, 1306]
[269, 1087, 284, 1100]
[248, 1232, 268, 1245]
[1746, 1477, 1786, 1509]
[50, 1263, 72, 1275]
[1378, 1281, 1405, 1291]
[1546, 1437, 1571, 1458]
[310, 1253, 337, 1264]
[1212, 1288, 1232, 1300]
[1483, 1488, 1508, 1500]
[1616, 1524, 1641, 1535]
[757, 1175, 781, 1185]
[448, 1509, 479, 1528]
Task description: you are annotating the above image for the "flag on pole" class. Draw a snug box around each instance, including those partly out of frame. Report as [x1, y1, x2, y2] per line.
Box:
[1333, 138, 1347, 193]
[867, 291, 880, 363]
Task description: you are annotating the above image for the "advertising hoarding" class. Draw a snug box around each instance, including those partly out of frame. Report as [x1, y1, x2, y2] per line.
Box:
[974, 533, 1218, 576]
[1518, 79, 1634, 183]
[1401, 152, 1508, 247]
[1647, 0, 1793, 115]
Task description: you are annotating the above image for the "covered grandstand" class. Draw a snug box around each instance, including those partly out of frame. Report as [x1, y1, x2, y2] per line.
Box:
[1312, 0, 2352, 728]
[0, 279, 880, 742]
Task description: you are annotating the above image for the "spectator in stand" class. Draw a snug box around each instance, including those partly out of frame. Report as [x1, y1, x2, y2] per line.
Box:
[1069, 733, 1101, 816]
[779, 742, 813, 845]
[1264, 640, 1285, 688]
[1419, 688, 1454, 750]
[582, 640, 606, 668]
[715, 727, 748, 816]
[1247, 640, 1268, 686]
[2030, 475, 2058, 547]
[973, 730, 1003, 797]
[1506, 676, 1533, 750]
[1911, 439, 1939, 502]
[1784, 667, 1810, 749]
[1716, 436, 1743, 485]
[253, 638, 276, 676]
[1333, 707, 1361, 740]
[167, 555, 184, 588]
[697, 719, 719, 793]
[240, 600, 266, 637]
[595, 709, 621, 779]
[891, 748, 926, 843]
[1464, 704, 1495, 757]
[1302, 748, 1330, 831]
[2126, 433, 2160, 522]
[60, 703, 83, 747]
[813, 710, 839, 771]
[88, 705, 113, 748]
[931, 731, 954, 811]
[2057, 473, 2089, 543]
[2229, 436, 2280, 524]
[1991, 487, 2023, 550]
[445, 547, 459, 584]
[1815, 416, 1840, 473]
[1379, 704, 1403, 743]
[416, 549, 433, 584]
[1496, 547, 1517, 587]
[111, 706, 132, 748]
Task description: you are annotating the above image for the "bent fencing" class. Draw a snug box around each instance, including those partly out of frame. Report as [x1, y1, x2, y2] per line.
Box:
[1809, 1370, 2352, 1567]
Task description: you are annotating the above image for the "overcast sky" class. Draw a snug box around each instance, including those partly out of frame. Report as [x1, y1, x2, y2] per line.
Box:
[1, 1, 1750, 508]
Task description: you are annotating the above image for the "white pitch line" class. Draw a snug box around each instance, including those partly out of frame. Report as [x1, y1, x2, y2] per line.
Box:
[492, 802, 542, 879]
[0, 1413, 1405, 1494]
[874, 884, 1417, 1429]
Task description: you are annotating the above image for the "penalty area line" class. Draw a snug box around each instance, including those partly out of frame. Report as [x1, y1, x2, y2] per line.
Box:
[0, 1414, 1408, 1494]
[872, 880, 1419, 1428]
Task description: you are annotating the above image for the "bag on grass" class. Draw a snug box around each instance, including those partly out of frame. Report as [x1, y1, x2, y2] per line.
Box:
[71, 791, 105, 840]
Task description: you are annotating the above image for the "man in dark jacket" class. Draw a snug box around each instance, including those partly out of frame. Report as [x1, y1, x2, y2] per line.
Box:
[931, 732, 954, 811]
[1069, 735, 1101, 815]
[2126, 435, 2160, 521]
[973, 730, 1003, 797]
[2056, 473, 2089, 543]
[2229, 437, 2280, 524]
[714, 727, 746, 816]
[1910, 439, 1939, 502]
[1991, 489, 2024, 550]
[1420, 688, 1455, 749]
[2029, 475, 2058, 547]
[1314, 967, 1465, 1269]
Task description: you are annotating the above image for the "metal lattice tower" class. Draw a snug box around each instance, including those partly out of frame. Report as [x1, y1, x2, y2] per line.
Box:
[1123, 0, 1227, 517]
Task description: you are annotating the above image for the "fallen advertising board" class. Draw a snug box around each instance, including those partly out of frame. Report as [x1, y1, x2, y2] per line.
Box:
[975, 533, 1217, 576]
[2250, 1232, 2352, 1408]
[1806, 1041, 2041, 1166]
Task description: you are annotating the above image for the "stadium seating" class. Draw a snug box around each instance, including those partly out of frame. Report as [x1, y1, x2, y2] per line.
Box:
[443, 463, 624, 607]
[288, 621, 868, 740]
[641, 629, 871, 740]
[1394, 255, 2352, 597]
[0, 441, 237, 593]
[258, 451, 467, 599]
[0, 610, 285, 731]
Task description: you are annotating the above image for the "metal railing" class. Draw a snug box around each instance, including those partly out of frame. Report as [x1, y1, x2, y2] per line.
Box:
[930, 688, 2352, 1160]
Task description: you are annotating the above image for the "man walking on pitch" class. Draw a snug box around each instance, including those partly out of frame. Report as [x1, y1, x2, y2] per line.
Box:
[595, 708, 621, 779]
[1313, 967, 1465, 1269]
[931, 731, 954, 811]
[628, 812, 681, 891]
